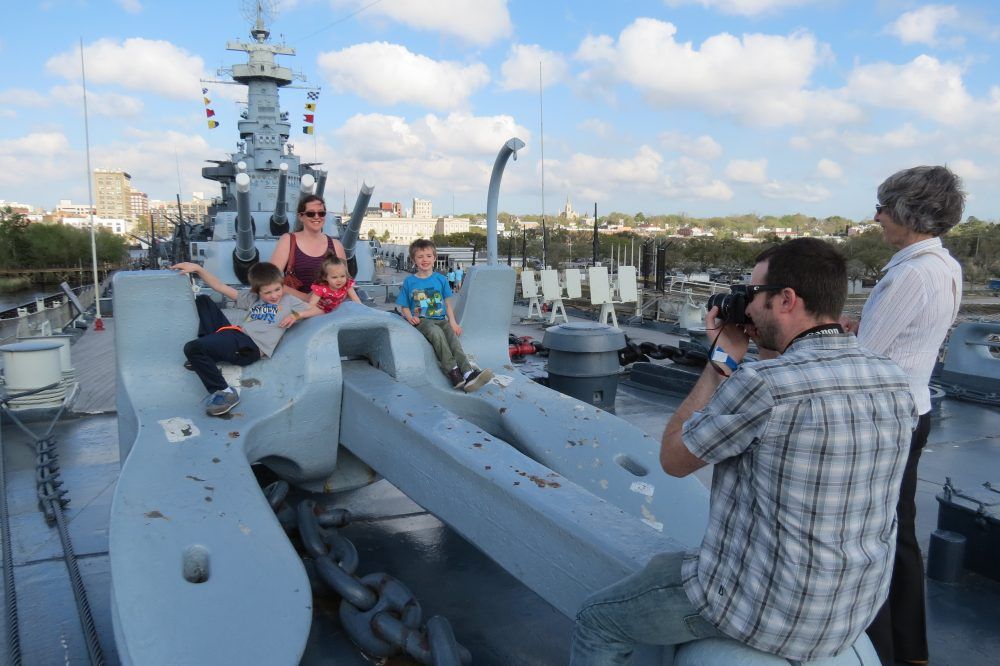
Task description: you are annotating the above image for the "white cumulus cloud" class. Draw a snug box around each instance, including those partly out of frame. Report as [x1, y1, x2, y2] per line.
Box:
[816, 158, 843, 179]
[332, 112, 530, 170]
[725, 158, 768, 183]
[0, 132, 74, 187]
[578, 118, 612, 138]
[887, 5, 962, 47]
[500, 44, 569, 91]
[574, 19, 856, 127]
[415, 113, 531, 156]
[341, 0, 512, 46]
[837, 124, 932, 154]
[334, 114, 426, 160]
[659, 132, 723, 160]
[46, 38, 206, 100]
[761, 181, 831, 202]
[317, 42, 489, 111]
[93, 128, 215, 200]
[116, 0, 142, 13]
[50, 85, 144, 118]
[662, 0, 821, 17]
[948, 158, 989, 181]
[847, 55, 973, 125]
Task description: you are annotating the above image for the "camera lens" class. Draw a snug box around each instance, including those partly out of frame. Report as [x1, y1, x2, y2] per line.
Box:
[706, 292, 748, 324]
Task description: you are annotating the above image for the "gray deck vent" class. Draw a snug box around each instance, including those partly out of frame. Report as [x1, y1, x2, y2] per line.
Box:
[543, 322, 625, 411]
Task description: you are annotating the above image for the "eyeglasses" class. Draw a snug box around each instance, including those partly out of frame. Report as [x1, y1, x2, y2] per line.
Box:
[731, 284, 785, 298]
[875, 203, 888, 215]
[302, 211, 327, 218]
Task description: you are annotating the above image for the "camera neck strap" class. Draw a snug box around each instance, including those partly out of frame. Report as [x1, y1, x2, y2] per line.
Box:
[784, 323, 843, 352]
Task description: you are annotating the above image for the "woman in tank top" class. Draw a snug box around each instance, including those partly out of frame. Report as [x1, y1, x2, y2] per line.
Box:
[269, 194, 347, 301]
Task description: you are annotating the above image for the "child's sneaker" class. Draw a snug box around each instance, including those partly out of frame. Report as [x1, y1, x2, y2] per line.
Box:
[206, 389, 240, 416]
[462, 368, 494, 393]
[447, 367, 466, 389]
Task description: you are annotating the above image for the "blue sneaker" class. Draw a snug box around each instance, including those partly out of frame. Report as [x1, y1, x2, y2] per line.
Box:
[206, 389, 240, 416]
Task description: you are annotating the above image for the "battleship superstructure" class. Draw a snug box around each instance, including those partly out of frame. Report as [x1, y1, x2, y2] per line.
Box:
[192, 6, 374, 285]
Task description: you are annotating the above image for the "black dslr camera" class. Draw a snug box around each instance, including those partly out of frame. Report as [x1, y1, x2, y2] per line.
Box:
[706, 285, 753, 325]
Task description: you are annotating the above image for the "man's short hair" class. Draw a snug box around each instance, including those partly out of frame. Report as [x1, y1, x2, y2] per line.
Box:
[248, 261, 284, 293]
[877, 165, 965, 237]
[755, 238, 846, 319]
[409, 238, 436, 261]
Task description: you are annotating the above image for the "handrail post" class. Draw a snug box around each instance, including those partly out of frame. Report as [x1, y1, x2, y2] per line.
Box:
[486, 138, 525, 265]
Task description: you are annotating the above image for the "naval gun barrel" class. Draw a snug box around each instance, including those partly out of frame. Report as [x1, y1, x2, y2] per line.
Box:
[269, 163, 290, 236]
[315, 171, 327, 200]
[341, 182, 374, 263]
[232, 172, 259, 284]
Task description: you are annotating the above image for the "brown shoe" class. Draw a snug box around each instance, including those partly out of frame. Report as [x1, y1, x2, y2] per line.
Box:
[462, 368, 494, 392]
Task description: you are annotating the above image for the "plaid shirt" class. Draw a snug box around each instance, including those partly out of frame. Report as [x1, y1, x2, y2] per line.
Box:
[680, 333, 915, 660]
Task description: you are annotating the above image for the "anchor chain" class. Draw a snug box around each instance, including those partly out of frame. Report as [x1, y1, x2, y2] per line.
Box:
[264, 481, 471, 665]
[1, 390, 105, 666]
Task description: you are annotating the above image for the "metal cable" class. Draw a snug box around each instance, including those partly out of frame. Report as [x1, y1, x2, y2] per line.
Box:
[1, 394, 104, 665]
[0, 429, 23, 666]
[49, 499, 104, 665]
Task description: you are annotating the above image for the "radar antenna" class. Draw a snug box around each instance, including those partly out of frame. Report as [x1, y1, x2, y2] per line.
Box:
[240, 0, 280, 40]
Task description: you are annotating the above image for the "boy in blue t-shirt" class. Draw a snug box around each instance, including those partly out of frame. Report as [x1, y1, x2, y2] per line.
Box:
[396, 239, 493, 392]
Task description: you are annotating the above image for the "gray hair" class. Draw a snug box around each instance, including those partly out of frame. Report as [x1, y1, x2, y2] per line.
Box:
[877, 165, 965, 236]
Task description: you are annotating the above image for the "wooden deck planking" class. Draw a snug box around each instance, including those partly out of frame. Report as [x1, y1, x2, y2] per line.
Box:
[71, 318, 117, 414]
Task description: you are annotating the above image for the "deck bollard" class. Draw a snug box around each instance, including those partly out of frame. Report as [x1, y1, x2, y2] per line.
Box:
[926, 529, 966, 582]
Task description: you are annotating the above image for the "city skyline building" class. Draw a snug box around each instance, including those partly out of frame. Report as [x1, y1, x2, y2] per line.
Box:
[93, 169, 133, 223]
[412, 198, 432, 219]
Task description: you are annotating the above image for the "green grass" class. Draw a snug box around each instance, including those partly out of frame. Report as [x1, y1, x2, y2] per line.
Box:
[0, 276, 33, 293]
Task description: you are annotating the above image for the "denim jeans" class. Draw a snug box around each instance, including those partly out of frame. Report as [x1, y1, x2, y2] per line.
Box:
[415, 318, 471, 374]
[570, 551, 721, 665]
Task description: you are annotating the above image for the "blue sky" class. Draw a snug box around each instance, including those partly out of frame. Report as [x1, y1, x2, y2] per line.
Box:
[2, 0, 999, 221]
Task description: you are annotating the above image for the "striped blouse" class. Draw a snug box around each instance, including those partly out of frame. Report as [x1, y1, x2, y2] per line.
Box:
[858, 237, 962, 414]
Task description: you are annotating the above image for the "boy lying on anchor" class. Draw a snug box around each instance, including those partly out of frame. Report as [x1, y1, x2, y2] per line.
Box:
[172, 261, 323, 416]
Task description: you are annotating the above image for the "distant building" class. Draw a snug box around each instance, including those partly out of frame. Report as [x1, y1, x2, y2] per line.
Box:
[60, 215, 128, 235]
[130, 189, 149, 227]
[412, 198, 432, 219]
[94, 169, 132, 222]
[560, 196, 579, 221]
[435, 216, 470, 236]
[148, 195, 210, 237]
[359, 214, 469, 245]
[55, 199, 96, 217]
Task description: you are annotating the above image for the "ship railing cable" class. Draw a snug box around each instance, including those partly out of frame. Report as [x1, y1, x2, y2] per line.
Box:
[263, 481, 471, 665]
[1, 415, 23, 665]
[0, 387, 105, 666]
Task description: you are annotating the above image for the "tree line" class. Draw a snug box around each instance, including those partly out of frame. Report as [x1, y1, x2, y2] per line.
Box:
[0, 207, 128, 270]
[434, 215, 1000, 284]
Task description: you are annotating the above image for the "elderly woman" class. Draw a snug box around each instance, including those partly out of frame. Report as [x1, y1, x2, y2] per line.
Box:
[843, 165, 965, 666]
[269, 194, 347, 301]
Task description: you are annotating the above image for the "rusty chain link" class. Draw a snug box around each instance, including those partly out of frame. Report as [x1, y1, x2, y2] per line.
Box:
[263, 481, 471, 664]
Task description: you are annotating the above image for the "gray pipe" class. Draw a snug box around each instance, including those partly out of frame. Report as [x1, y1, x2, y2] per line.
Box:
[315, 171, 327, 200]
[234, 173, 255, 261]
[269, 163, 289, 236]
[341, 183, 374, 260]
[486, 138, 524, 265]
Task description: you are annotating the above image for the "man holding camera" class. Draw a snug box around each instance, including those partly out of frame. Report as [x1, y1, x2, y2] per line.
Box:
[571, 238, 916, 664]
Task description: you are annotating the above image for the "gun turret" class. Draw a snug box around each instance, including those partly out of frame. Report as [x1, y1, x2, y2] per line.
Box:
[341, 183, 374, 278]
[232, 172, 259, 284]
[269, 163, 290, 236]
